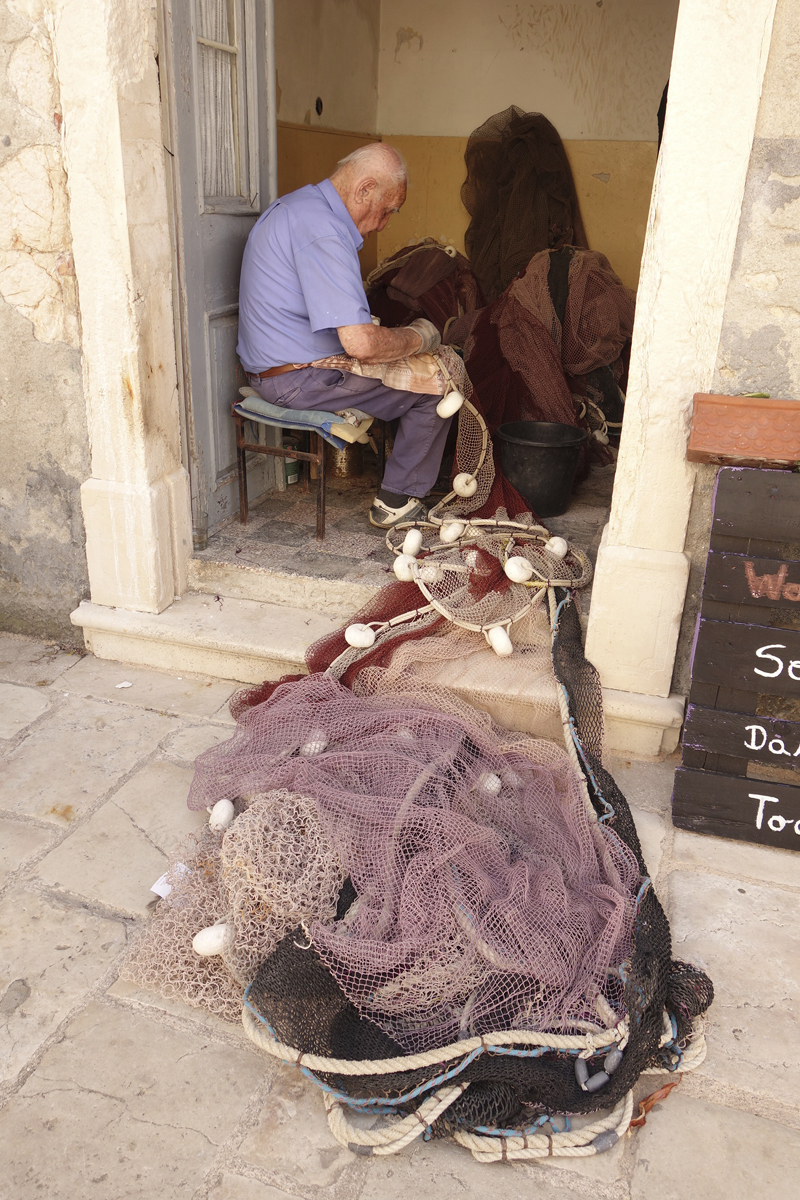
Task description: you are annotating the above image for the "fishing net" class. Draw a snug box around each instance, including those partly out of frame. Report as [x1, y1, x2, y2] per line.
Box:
[124, 524, 712, 1160]
[461, 107, 588, 303]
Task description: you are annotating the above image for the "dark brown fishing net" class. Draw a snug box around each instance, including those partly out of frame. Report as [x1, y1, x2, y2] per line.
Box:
[461, 107, 588, 303]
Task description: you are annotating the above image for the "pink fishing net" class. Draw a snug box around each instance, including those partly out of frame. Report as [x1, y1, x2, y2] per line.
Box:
[185, 673, 640, 1053]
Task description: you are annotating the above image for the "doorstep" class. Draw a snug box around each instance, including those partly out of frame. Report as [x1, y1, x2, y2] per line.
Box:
[71, 593, 685, 758]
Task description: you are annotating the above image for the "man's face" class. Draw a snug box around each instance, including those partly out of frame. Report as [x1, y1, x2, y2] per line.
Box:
[353, 181, 406, 237]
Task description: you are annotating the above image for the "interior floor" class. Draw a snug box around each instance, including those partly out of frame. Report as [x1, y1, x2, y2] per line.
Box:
[194, 456, 616, 607]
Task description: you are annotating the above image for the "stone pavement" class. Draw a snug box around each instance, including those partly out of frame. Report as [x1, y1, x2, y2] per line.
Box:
[0, 630, 798, 1199]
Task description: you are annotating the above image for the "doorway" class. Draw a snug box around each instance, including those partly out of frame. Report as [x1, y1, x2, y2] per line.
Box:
[161, 0, 278, 543]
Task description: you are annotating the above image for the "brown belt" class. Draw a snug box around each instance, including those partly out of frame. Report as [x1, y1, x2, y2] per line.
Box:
[247, 362, 312, 380]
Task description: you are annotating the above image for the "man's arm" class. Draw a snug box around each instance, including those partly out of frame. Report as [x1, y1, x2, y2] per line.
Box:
[337, 317, 440, 364]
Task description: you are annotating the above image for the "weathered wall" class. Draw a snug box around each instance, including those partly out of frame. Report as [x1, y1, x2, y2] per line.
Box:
[277, 122, 381, 275]
[672, 0, 800, 695]
[0, 0, 89, 645]
[376, 135, 657, 290]
[377, 0, 677, 140]
[375, 1, 677, 289]
[275, 0, 380, 133]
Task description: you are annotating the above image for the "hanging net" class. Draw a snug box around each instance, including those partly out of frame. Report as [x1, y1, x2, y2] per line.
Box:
[460, 106, 588, 303]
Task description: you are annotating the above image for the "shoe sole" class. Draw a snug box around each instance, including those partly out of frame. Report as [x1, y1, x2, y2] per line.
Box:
[368, 505, 426, 530]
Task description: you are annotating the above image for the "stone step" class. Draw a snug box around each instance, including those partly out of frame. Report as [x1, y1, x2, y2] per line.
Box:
[187, 556, 379, 621]
[71, 594, 343, 685]
[71, 593, 684, 756]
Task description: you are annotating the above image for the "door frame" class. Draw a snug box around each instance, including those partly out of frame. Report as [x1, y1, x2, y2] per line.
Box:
[157, 0, 279, 544]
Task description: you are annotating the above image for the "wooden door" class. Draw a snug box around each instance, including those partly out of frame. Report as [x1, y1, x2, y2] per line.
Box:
[162, 0, 277, 540]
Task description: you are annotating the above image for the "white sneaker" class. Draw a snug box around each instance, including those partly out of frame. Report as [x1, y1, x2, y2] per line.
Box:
[368, 497, 427, 529]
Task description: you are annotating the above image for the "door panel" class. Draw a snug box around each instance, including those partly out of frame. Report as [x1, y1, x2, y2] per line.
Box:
[166, 0, 276, 537]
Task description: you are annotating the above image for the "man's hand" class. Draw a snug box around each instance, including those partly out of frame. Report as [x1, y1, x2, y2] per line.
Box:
[337, 319, 440, 364]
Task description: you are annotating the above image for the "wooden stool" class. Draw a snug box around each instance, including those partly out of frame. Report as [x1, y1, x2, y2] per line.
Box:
[233, 405, 386, 542]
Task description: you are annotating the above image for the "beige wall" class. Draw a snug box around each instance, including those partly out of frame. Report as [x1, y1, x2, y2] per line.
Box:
[377, 135, 657, 290]
[275, 0, 381, 134]
[277, 122, 381, 274]
[377, 0, 677, 139]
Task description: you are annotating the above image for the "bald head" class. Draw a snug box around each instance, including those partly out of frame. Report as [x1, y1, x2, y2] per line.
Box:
[330, 143, 407, 237]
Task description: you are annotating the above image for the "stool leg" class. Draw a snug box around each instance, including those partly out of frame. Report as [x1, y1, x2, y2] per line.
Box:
[316, 432, 326, 541]
[300, 430, 310, 492]
[235, 415, 249, 523]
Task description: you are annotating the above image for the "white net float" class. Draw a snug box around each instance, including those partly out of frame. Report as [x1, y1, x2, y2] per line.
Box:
[393, 554, 416, 582]
[192, 922, 228, 957]
[208, 798, 235, 832]
[344, 623, 376, 648]
[402, 528, 424, 557]
[439, 521, 466, 543]
[453, 473, 478, 498]
[436, 390, 465, 419]
[487, 626, 513, 657]
[480, 771, 502, 796]
[504, 556, 534, 583]
[545, 536, 569, 560]
[300, 729, 329, 757]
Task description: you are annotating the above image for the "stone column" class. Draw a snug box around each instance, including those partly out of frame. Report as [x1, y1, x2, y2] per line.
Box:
[585, 0, 778, 719]
[50, 0, 191, 613]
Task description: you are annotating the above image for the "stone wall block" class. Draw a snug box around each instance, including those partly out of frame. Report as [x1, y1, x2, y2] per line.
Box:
[80, 476, 176, 612]
[584, 537, 691, 697]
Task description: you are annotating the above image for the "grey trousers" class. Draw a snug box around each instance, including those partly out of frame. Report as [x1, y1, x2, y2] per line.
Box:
[246, 366, 453, 498]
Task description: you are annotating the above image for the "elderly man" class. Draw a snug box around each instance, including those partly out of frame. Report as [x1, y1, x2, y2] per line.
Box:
[237, 143, 449, 529]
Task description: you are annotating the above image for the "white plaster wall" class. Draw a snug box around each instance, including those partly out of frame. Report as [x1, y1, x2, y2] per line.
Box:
[0, 0, 89, 642]
[585, 0, 778, 701]
[50, 0, 190, 613]
[275, 0, 380, 133]
[671, 0, 800, 695]
[377, 0, 678, 139]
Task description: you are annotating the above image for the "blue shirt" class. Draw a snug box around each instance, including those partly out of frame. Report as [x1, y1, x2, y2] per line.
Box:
[237, 179, 371, 372]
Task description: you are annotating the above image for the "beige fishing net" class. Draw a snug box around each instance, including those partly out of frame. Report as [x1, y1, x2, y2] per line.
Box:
[122, 789, 343, 1021]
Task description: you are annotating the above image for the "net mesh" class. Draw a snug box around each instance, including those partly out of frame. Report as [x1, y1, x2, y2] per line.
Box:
[460, 106, 588, 302]
[123, 583, 713, 1136]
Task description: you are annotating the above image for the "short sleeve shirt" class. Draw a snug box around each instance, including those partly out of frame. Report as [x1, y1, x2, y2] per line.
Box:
[236, 179, 371, 372]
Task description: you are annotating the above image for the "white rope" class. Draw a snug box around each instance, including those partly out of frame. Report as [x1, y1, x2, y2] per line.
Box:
[242, 1005, 629, 1076]
[324, 1085, 468, 1156]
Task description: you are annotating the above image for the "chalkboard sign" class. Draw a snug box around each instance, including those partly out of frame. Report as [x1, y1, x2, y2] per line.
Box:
[671, 467, 800, 852]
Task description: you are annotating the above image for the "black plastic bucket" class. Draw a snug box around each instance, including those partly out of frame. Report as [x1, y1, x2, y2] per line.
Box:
[496, 421, 589, 517]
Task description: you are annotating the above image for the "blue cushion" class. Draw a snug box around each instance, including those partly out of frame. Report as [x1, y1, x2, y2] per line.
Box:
[233, 394, 348, 450]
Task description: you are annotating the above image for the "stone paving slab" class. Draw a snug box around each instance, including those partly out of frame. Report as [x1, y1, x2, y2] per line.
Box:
[163, 721, 236, 763]
[238, 1071, 360, 1192]
[110, 760, 205, 857]
[672, 827, 800, 891]
[669, 870, 800, 1108]
[608, 755, 678, 815]
[35, 797, 170, 916]
[56, 654, 238, 717]
[0, 818, 54, 890]
[630, 804, 668, 884]
[0, 633, 80, 687]
[357, 1137, 599, 1200]
[0, 889, 126, 1084]
[0, 1000, 268, 1200]
[630, 1092, 800, 1199]
[0, 681, 51, 739]
[208, 1177, 297, 1200]
[106, 975, 248, 1041]
[0, 695, 174, 824]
